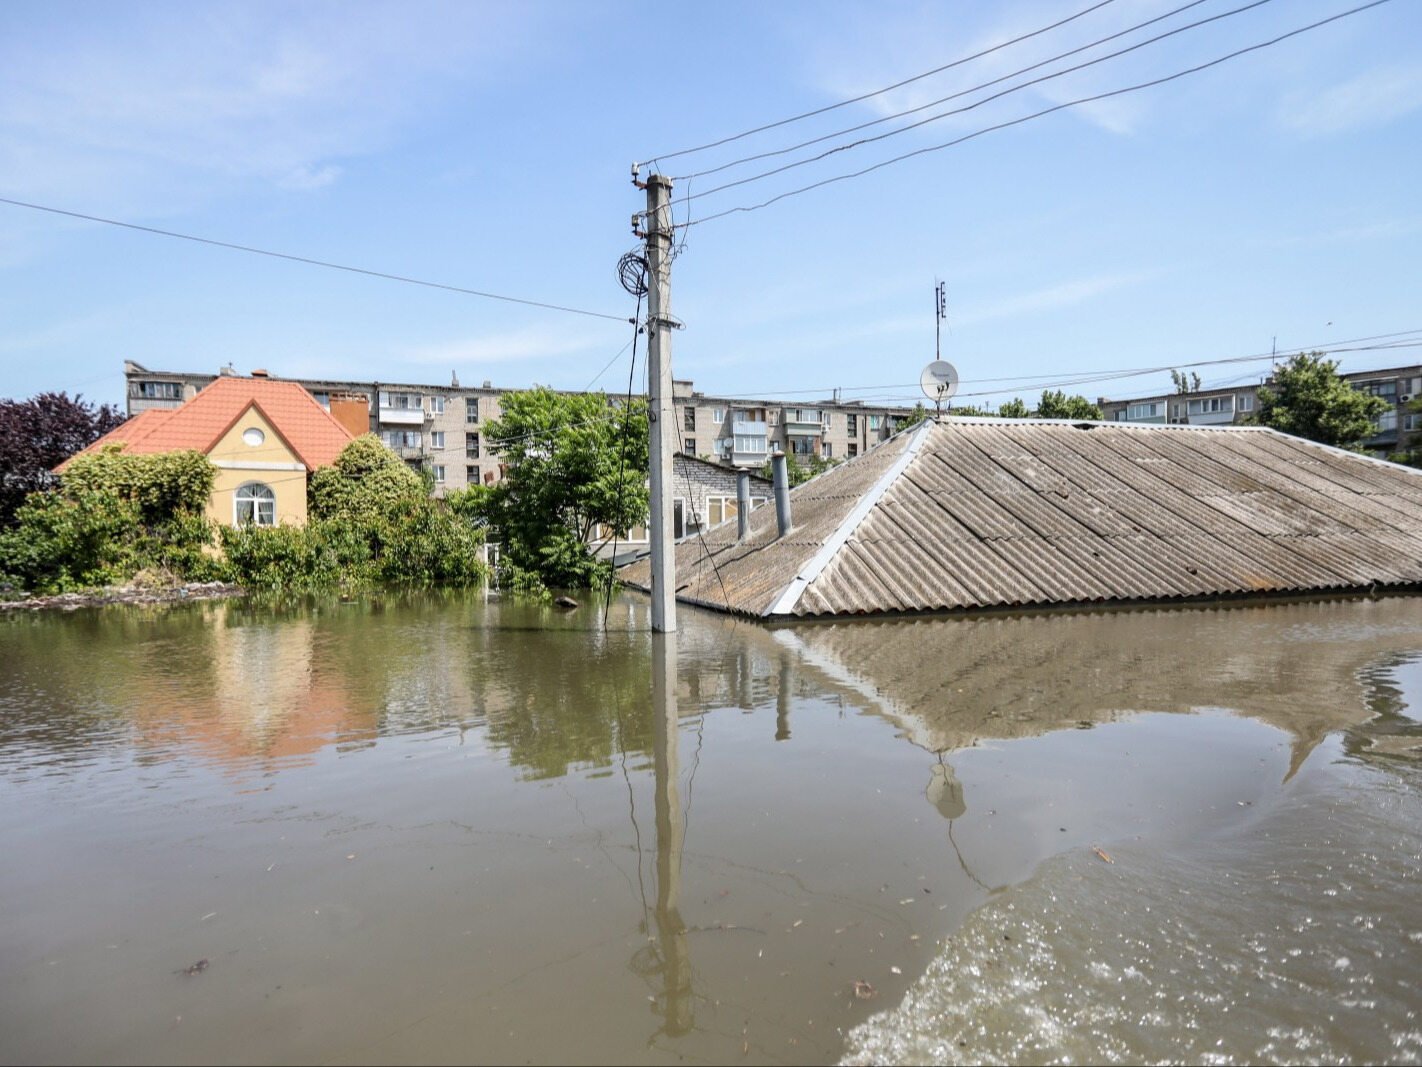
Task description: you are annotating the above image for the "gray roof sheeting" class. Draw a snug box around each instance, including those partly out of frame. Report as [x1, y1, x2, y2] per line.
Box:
[618, 418, 1422, 618]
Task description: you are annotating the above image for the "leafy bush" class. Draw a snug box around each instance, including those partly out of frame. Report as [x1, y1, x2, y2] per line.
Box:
[61, 448, 214, 524]
[308, 434, 425, 522]
[0, 487, 142, 592]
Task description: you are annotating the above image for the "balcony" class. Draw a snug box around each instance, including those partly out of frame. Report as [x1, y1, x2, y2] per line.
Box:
[379, 406, 426, 426]
[395, 445, 428, 460]
[732, 418, 766, 436]
[783, 412, 826, 435]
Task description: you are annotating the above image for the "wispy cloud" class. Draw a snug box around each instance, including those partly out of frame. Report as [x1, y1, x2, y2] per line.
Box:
[1278, 63, 1422, 137]
[0, 3, 552, 212]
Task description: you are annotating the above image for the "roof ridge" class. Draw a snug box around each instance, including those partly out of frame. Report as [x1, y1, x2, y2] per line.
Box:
[765, 420, 933, 616]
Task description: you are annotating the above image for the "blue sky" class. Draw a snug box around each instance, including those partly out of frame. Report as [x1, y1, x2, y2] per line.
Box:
[2, 0, 1419, 411]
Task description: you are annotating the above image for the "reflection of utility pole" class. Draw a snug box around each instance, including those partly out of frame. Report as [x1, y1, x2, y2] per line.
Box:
[775, 652, 792, 742]
[651, 633, 691, 1036]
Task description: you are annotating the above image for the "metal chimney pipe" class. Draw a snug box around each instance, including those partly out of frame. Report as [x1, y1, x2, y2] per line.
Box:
[736, 469, 751, 540]
[771, 450, 792, 537]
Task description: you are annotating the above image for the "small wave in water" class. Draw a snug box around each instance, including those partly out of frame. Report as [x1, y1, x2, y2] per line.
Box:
[843, 736, 1422, 1065]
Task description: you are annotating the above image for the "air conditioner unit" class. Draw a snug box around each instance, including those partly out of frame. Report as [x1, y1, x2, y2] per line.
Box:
[1400, 395, 1412, 403]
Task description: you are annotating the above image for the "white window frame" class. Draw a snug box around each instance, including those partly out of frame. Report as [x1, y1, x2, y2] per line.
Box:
[1186, 396, 1232, 416]
[233, 481, 276, 527]
[1128, 401, 1165, 420]
[1237, 393, 1254, 412]
[430, 431, 445, 449]
[433, 464, 446, 483]
[430, 396, 445, 415]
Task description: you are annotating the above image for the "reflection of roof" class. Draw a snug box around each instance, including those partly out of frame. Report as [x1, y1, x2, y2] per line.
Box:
[772, 596, 1422, 780]
[623, 419, 1422, 617]
[64, 377, 354, 470]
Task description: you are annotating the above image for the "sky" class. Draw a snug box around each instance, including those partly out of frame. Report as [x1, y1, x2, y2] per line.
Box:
[2, 0, 1420, 412]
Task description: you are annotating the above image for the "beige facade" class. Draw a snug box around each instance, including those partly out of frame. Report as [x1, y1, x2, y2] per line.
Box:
[203, 406, 309, 528]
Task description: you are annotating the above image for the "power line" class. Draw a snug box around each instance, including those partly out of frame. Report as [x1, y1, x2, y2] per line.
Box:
[686, 329, 1422, 402]
[639, 0, 1123, 166]
[0, 196, 628, 323]
[683, 1, 1391, 229]
[675, 0, 1219, 183]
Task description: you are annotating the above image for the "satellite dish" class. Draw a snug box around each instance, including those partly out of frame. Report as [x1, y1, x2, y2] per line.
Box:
[920, 360, 959, 406]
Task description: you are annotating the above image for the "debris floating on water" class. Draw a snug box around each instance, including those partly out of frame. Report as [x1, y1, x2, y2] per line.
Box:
[1093, 846, 1114, 864]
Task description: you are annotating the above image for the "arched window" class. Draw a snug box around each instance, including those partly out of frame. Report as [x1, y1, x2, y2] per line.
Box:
[234, 482, 276, 527]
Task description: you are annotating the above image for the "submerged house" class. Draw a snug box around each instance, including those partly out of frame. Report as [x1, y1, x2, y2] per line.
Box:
[620, 417, 1422, 618]
[62, 373, 356, 527]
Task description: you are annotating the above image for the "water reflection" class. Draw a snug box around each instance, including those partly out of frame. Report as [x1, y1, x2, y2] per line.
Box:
[648, 633, 692, 1038]
[778, 596, 1422, 777]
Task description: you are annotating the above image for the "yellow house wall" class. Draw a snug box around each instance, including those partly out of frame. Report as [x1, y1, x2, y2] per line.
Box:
[204, 407, 309, 527]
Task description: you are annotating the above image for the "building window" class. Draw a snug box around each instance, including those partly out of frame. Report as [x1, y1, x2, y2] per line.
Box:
[242, 427, 265, 447]
[847, 443, 858, 458]
[711, 407, 725, 423]
[868, 415, 881, 430]
[430, 396, 445, 415]
[381, 391, 419, 410]
[733, 434, 767, 455]
[1185, 397, 1231, 416]
[1238, 393, 1255, 412]
[433, 465, 446, 483]
[234, 482, 276, 527]
[466, 432, 480, 457]
[790, 437, 814, 457]
[706, 496, 738, 527]
[311, 391, 330, 408]
[1373, 410, 1399, 433]
[821, 441, 833, 459]
[847, 414, 858, 435]
[466, 398, 480, 423]
[430, 431, 445, 449]
[1357, 379, 1398, 398]
[382, 430, 422, 448]
[467, 464, 481, 483]
[138, 381, 181, 400]
[684, 406, 696, 431]
[1128, 401, 1166, 420]
[684, 438, 696, 454]
[1403, 413, 1422, 432]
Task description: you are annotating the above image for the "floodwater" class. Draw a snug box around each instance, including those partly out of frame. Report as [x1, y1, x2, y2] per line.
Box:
[1, 593, 1420, 1065]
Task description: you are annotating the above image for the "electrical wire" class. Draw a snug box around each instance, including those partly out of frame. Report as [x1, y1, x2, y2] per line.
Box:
[674, 0, 1219, 183]
[0, 196, 628, 323]
[681, 1, 1392, 229]
[604, 287, 645, 629]
[639, 0, 1122, 166]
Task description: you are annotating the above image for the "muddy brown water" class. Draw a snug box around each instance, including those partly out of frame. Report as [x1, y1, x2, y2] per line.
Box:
[1, 592, 1419, 1065]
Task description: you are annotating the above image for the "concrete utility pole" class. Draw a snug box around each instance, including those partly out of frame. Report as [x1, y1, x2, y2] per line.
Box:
[645, 174, 677, 632]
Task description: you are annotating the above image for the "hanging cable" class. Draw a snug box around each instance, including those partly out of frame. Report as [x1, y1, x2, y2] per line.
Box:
[0, 196, 627, 322]
[681, 1, 1391, 228]
[674, 0, 1219, 183]
[605, 252, 649, 629]
[639, 0, 1122, 166]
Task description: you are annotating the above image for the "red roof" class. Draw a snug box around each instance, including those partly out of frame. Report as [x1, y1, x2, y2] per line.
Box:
[62, 377, 356, 471]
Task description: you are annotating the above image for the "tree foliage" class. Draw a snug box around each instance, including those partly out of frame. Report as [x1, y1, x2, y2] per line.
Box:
[308, 433, 426, 522]
[1253, 352, 1389, 449]
[451, 388, 648, 589]
[0, 391, 124, 527]
[1170, 369, 1202, 394]
[0, 448, 218, 592]
[949, 391, 1099, 420]
[757, 452, 841, 488]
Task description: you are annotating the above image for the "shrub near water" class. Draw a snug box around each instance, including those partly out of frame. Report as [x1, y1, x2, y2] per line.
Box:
[0, 448, 218, 593]
[219, 435, 488, 592]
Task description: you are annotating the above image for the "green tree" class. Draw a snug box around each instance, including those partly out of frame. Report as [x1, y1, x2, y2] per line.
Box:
[1035, 390, 1102, 421]
[1253, 352, 1389, 449]
[1170, 369, 1202, 394]
[465, 388, 649, 589]
[901, 402, 931, 428]
[996, 397, 1031, 419]
[308, 434, 426, 522]
[758, 452, 843, 488]
[1389, 398, 1422, 468]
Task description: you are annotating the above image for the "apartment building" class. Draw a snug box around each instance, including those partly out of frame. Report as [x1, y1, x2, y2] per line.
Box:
[124, 362, 919, 493]
[1098, 363, 1422, 454]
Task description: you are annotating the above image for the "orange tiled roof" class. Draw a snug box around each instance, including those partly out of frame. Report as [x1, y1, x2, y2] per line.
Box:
[62, 377, 356, 471]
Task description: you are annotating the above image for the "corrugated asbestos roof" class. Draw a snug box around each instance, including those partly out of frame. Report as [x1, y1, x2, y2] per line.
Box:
[618, 418, 1422, 618]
